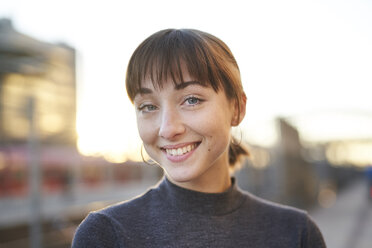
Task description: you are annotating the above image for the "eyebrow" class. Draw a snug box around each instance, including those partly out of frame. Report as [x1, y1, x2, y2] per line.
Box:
[137, 81, 206, 95]
[174, 80, 206, 90]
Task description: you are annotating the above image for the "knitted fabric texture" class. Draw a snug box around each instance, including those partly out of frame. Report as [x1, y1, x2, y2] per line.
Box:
[72, 177, 326, 248]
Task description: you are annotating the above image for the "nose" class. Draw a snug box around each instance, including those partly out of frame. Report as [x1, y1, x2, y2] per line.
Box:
[158, 107, 185, 139]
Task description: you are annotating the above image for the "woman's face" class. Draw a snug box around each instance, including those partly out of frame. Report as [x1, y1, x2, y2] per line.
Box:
[133, 70, 239, 191]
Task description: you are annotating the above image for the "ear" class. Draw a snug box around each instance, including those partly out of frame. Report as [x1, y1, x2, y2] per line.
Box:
[231, 93, 247, 126]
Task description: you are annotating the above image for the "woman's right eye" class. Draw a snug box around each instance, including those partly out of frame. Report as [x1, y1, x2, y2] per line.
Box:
[138, 104, 157, 113]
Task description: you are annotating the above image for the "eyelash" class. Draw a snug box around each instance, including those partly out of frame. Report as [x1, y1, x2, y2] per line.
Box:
[137, 104, 157, 112]
[183, 96, 203, 106]
[137, 96, 204, 113]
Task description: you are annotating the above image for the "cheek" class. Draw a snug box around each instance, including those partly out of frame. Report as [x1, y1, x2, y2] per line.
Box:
[209, 126, 231, 150]
[193, 110, 232, 145]
[206, 107, 233, 148]
[137, 117, 157, 144]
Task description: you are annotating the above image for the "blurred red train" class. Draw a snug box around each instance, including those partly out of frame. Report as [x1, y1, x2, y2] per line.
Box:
[0, 146, 146, 197]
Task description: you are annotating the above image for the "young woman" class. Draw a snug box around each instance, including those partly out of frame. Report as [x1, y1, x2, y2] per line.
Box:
[73, 29, 326, 247]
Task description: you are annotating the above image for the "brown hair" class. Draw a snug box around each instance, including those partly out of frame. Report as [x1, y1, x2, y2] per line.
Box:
[125, 29, 248, 169]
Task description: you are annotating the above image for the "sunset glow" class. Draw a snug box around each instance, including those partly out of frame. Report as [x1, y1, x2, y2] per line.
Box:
[2, 0, 371, 164]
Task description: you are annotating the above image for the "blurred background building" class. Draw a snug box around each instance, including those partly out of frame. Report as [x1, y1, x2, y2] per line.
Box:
[0, 19, 162, 248]
[0, 18, 76, 145]
[0, 18, 77, 198]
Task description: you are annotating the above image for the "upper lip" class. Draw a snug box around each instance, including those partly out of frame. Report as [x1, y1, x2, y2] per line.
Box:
[160, 141, 200, 150]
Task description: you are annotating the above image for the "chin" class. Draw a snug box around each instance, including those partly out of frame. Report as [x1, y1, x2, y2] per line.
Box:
[165, 169, 199, 184]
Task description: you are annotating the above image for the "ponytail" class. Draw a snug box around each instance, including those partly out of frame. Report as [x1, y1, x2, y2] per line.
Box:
[228, 137, 249, 171]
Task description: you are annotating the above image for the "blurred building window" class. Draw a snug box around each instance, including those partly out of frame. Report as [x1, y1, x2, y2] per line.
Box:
[0, 18, 76, 146]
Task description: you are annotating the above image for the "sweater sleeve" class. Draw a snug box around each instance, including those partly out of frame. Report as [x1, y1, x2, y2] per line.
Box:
[72, 212, 122, 248]
[302, 214, 327, 248]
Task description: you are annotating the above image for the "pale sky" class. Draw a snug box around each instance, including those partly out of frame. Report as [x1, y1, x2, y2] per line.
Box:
[1, 0, 372, 162]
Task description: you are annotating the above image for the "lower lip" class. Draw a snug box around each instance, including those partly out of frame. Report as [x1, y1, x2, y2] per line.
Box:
[164, 144, 199, 163]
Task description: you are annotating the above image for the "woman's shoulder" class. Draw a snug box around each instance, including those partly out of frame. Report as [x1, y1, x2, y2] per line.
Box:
[242, 190, 308, 218]
[98, 185, 161, 220]
[239, 190, 326, 247]
[72, 187, 160, 247]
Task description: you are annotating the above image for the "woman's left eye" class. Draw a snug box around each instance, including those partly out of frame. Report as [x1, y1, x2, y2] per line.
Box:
[184, 96, 202, 106]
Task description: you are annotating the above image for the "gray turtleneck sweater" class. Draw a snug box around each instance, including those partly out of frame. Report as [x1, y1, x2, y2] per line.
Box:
[72, 178, 326, 247]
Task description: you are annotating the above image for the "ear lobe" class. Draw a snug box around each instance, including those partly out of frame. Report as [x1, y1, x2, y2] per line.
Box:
[231, 93, 247, 126]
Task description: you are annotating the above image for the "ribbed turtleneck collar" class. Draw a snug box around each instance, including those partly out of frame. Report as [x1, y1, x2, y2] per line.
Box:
[156, 177, 246, 216]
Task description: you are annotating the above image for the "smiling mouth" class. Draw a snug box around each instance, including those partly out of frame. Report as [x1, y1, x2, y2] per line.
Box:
[162, 142, 200, 156]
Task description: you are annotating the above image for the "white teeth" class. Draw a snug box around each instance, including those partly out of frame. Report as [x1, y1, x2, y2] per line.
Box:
[177, 148, 182, 155]
[187, 145, 191, 152]
[165, 143, 197, 156]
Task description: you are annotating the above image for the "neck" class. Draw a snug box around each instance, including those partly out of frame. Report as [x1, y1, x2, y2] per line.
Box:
[166, 165, 231, 193]
[159, 176, 245, 216]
